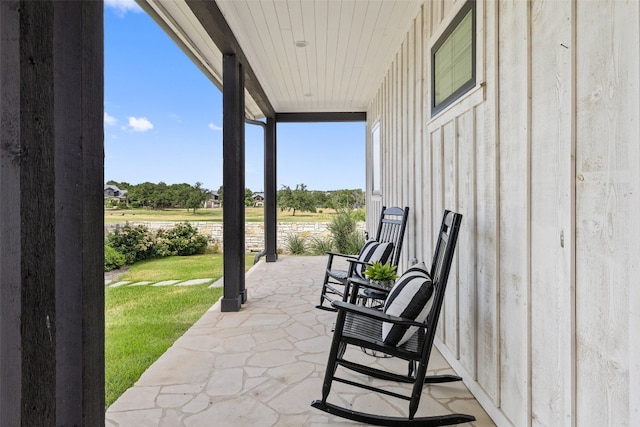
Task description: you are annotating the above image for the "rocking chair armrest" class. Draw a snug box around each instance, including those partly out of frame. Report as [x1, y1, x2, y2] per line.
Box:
[325, 251, 357, 258]
[345, 258, 372, 268]
[325, 251, 358, 260]
[347, 276, 391, 294]
[331, 300, 426, 328]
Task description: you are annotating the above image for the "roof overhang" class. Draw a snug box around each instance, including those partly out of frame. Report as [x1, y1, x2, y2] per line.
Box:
[137, 0, 423, 120]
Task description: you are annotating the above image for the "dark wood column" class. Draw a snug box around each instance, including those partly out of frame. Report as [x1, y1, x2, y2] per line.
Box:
[221, 53, 246, 311]
[265, 118, 278, 262]
[0, 1, 104, 424]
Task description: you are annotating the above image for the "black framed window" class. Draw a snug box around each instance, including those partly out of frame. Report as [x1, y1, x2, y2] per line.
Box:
[371, 122, 381, 194]
[431, 0, 476, 116]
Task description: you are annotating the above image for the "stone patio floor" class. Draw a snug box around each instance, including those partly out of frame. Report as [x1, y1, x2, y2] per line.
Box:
[105, 255, 495, 426]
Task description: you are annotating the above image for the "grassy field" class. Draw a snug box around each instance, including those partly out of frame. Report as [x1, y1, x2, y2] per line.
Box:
[105, 253, 254, 408]
[105, 284, 222, 408]
[116, 253, 245, 282]
[104, 206, 338, 224]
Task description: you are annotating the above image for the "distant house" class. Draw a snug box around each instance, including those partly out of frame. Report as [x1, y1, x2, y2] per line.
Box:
[252, 192, 264, 207]
[104, 184, 127, 201]
[204, 192, 220, 208]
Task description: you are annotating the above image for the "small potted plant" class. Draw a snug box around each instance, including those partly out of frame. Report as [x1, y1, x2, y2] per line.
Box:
[364, 261, 398, 288]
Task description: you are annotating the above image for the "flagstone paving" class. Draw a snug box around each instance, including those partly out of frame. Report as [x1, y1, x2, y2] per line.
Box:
[152, 280, 182, 287]
[106, 278, 216, 288]
[176, 278, 214, 286]
[105, 256, 495, 427]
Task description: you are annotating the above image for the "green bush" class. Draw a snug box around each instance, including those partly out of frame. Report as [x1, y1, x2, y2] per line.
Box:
[351, 208, 366, 222]
[344, 231, 366, 255]
[285, 233, 307, 255]
[156, 222, 209, 256]
[308, 237, 333, 255]
[107, 223, 155, 264]
[328, 208, 358, 254]
[104, 245, 126, 271]
[106, 222, 210, 266]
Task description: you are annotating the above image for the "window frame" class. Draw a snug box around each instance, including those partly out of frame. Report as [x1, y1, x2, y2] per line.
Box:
[371, 121, 381, 195]
[431, 0, 476, 117]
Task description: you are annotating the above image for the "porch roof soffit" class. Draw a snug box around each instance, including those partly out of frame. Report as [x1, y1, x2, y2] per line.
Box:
[136, 0, 423, 121]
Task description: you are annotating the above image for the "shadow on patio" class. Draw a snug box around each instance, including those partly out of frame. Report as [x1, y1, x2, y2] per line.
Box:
[105, 256, 494, 426]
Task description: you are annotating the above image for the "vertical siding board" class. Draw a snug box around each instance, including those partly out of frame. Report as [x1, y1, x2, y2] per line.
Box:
[423, 4, 434, 261]
[384, 72, 390, 201]
[431, 0, 441, 39]
[402, 37, 411, 268]
[417, 7, 426, 263]
[391, 56, 398, 205]
[442, 120, 458, 354]
[475, 0, 500, 406]
[398, 51, 403, 209]
[410, 22, 421, 266]
[457, 108, 477, 375]
[575, 1, 638, 425]
[497, 0, 530, 425]
[431, 126, 445, 340]
[412, 12, 422, 262]
[529, 1, 574, 425]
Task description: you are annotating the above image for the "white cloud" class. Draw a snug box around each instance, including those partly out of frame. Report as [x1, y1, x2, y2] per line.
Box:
[208, 123, 223, 131]
[128, 116, 154, 132]
[104, 0, 142, 16]
[104, 112, 117, 126]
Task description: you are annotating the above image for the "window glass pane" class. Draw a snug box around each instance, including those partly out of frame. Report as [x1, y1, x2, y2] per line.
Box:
[372, 123, 381, 194]
[434, 8, 473, 107]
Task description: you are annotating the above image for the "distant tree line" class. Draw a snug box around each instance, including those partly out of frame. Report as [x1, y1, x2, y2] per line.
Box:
[106, 180, 210, 212]
[107, 180, 364, 214]
[277, 184, 364, 216]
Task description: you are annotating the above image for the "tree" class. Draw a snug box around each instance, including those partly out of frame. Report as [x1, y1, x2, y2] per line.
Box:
[152, 182, 171, 209]
[216, 185, 224, 206]
[329, 189, 365, 209]
[169, 183, 193, 208]
[244, 188, 254, 207]
[106, 180, 130, 190]
[127, 182, 156, 208]
[185, 182, 209, 213]
[277, 183, 317, 216]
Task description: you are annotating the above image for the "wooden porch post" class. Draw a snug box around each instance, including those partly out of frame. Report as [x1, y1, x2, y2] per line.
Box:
[0, 1, 104, 424]
[265, 117, 278, 262]
[221, 53, 246, 311]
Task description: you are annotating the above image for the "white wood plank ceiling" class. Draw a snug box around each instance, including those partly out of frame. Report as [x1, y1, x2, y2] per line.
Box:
[140, 0, 423, 119]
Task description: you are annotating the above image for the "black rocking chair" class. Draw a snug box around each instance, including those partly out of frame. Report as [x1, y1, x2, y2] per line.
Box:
[312, 210, 475, 426]
[317, 206, 409, 311]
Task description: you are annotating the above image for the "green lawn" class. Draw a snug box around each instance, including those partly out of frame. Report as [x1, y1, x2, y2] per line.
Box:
[105, 253, 254, 408]
[104, 206, 338, 224]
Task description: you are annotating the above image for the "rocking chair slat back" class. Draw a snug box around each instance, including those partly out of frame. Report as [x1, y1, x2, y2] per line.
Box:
[317, 206, 409, 311]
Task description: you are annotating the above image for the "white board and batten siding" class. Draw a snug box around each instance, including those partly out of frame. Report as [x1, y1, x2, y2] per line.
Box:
[366, 1, 640, 426]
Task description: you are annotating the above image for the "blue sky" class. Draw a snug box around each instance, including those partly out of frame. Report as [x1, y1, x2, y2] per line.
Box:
[104, 0, 365, 192]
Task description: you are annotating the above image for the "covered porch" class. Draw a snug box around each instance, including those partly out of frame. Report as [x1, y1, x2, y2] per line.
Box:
[106, 256, 493, 426]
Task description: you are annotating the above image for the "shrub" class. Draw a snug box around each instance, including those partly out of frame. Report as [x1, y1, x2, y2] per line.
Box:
[205, 239, 221, 254]
[106, 222, 210, 265]
[344, 230, 366, 255]
[285, 233, 307, 255]
[104, 244, 126, 271]
[161, 222, 209, 256]
[106, 223, 155, 264]
[308, 237, 334, 255]
[153, 230, 174, 258]
[328, 208, 358, 254]
[351, 208, 366, 222]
